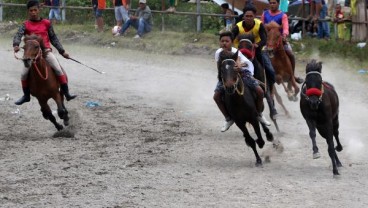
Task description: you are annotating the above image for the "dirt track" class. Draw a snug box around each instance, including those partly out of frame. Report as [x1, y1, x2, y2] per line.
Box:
[1, 37, 368, 208]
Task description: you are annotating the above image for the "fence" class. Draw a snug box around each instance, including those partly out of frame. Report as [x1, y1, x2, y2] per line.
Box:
[0, 1, 367, 41]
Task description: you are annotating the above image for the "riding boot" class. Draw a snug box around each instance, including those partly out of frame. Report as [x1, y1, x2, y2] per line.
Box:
[15, 87, 31, 105]
[60, 83, 77, 101]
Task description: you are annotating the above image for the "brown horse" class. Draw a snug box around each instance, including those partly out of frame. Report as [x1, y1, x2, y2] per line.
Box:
[266, 27, 300, 102]
[18, 35, 69, 131]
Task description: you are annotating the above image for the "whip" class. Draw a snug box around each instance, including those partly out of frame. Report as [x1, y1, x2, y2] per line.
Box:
[69, 58, 105, 74]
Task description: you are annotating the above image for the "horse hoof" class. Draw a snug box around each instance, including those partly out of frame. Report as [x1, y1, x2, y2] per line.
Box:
[337, 163, 343, 168]
[266, 133, 274, 142]
[255, 161, 263, 167]
[256, 139, 265, 148]
[64, 119, 69, 126]
[335, 145, 343, 152]
[333, 170, 340, 176]
[57, 125, 64, 131]
[313, 152, 321, 159]
[293, 96, 299, 102]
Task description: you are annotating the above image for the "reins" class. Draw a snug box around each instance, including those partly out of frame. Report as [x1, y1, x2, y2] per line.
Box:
[14, 40, 49, 81]
[221, 59, 244, 95]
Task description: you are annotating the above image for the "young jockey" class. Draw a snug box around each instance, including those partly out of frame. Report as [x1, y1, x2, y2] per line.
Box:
[261, 0, 301, 81]
[13, 0, 76, 105]
[231, 5, 276, 93]
[214, 31, 270, 132]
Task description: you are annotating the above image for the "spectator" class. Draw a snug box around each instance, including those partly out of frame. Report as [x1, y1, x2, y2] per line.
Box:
[278, 0, 288, 13]
[166, 0, 177, 12]
[92, 0, 106, 32]
[114, 0, 153, 39]
[220, 3, 235, 32]
[44, 0, 61, 24]
[317, 0, 330, 39]
[113, 0, 130, 27]
[91, 0, 98, 29]
[334, 4, 345, 40]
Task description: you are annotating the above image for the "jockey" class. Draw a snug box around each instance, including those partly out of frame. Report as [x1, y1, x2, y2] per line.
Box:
[261, 0, 299, 80]
[214, 31, 271, 132]
[232, 5, 276, 92]
[13, 0, 76, 105]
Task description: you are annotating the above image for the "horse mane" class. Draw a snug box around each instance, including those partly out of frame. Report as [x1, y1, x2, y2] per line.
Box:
[267, 21, 281, 31]
[306, 59, 322, 74]
[24, 34, 47, 58]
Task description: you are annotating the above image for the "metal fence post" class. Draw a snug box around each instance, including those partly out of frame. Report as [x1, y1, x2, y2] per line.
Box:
[61, 0, 66, 21]
[196, 0, 201, 32]
[0, 0, 3, 22]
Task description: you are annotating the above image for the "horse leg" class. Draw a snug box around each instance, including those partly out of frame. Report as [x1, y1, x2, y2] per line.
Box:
[54, 93, 70, 126]
[39, 100, 63, 131]
[264, 89, 280, 132]
[326, 136, 340, 175]
[236, 122, 262, 166]
[290, 77, 300, 102]
[306, 120, 320, 159]
[333, 115, 343, 152]
[273, 86, 290, 117]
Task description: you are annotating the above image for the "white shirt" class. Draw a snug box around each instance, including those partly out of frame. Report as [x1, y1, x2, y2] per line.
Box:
[214, 47, 254, 76]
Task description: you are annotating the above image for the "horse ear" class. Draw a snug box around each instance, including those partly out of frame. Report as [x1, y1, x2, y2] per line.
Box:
[318, 61, 323, 73]
[233, 50, 239, 60]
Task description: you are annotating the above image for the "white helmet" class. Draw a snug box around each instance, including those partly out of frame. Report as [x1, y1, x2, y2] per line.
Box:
[111, 26, 121, 35]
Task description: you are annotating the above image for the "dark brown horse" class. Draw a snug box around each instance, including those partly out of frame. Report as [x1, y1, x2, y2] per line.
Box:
[266, 26, 300, 102]
[18, 35, 69, 130]
[219, 50, 274, 166]
[238, 34, 283, 131]
[300, 60, 343, 176]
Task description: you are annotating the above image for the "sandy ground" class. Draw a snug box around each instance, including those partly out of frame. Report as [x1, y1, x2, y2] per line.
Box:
[1, 37, 368, 208]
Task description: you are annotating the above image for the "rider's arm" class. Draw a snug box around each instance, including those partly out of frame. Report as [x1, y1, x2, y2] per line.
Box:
[258, 23, 267, 49]
[238, 52, 254, 76]
[282, 14, 289, 37]
[231, 25, 240, 39]
[13, 23, 26, 48]
[48, 24, 65, 54]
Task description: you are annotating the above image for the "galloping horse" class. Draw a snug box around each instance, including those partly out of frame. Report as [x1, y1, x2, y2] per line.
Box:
[17, 34, 69, 131]
[238, 34, 283, 131]
[300, 60, 343, 176]
[266, 26, 300, 102]
[219, 50, 274, 166]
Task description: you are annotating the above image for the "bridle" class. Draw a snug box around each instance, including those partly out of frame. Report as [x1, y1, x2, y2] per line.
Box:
[14, 40, 48, 80]
[266, 29, 283, 50]
[221, 59, 244, 95]
[301, 71, 324, 102]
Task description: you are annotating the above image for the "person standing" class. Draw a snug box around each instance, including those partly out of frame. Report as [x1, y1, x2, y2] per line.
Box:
[114, 0, 152, 39]
[92, 0, 106, 32]
[334, 4, 346, 40]
[13, 0, 76, 105]
[44, 0, 61, 24]
[113, 0, 130, 27]
[220, 3, 235, 32]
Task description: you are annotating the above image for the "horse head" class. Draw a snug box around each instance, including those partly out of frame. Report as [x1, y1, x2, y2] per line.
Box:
[22, 35, 46, 68]
[266, 27, 282, 58]
[302, 59, 323, 110]
[218, 50, 243, 95]
[238, 34, 255, 60]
